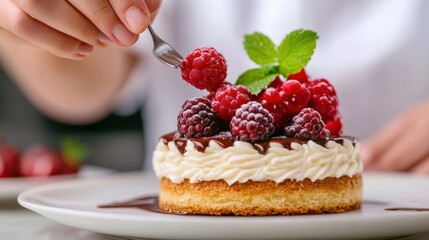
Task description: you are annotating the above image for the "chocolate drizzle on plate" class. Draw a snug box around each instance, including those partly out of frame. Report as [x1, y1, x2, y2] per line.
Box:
[98, 195, 180, 215]
[385, 208, 429, 212]
[160, 132, 356, 155]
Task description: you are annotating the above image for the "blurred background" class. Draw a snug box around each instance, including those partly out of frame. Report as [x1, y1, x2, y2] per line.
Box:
[0, 66, 144, 171]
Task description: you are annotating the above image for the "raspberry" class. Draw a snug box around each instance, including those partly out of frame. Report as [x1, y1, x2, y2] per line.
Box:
[268, 76, 284, 89]
[280, 80, 311, 115]
[284, 108, 330, 140]
[212, 84, 253, 123]
[306, 79, 338, 122]
[287, 68, 310, 84]
[230, 101, 275, 142]
[325, 115, 343, 136]
[180, 47, 227, 91]
[177, 97, 221, 138]
[258, 80, 310, 130]
[258, 87, 287, 129]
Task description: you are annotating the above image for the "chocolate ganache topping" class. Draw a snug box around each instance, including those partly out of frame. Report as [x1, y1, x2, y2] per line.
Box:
[160, 132, 357, 155]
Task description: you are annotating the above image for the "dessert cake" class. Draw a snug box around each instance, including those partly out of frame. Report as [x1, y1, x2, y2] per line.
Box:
[153, 29, 363, 216]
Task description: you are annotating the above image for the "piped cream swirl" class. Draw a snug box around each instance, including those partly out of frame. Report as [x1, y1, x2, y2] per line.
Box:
[152, 138, 362, 185]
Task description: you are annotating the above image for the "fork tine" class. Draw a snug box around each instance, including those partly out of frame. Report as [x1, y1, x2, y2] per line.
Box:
[148, 24, 183, 68]
[157, 54, 178, 68]
[169, 49, 183, 60]
[161, 54, 182, 68]
[165, 52, 183, 64]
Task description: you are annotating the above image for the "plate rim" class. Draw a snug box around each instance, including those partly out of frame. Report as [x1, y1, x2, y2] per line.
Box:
[18, 171, 429, 223]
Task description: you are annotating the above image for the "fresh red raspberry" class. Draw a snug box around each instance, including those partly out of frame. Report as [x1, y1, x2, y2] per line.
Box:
[230, 101, 275, 142]
[212, 84, 253, 123]
[206, 82, 233, 100]
[268, 76, 284, 89]
[306, 78, 338, 122]
[177, 97, 221, 138]
[285, 108, 330, 140]
[325, 115, 343, 136]
[287, 68, 310, 84]
[280, 80, 311, 115]
[256, 77, 284, 99]
[258, 87, 287, 130]
[257, 80, 310, 130]
[180, 47, 227, 91]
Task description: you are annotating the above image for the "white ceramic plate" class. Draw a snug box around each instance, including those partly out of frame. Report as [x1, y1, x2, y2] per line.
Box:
[0, 166, 113, 200]
[18, 172, 429, 240]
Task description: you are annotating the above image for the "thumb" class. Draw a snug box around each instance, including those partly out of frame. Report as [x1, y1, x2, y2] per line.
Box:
[109, 0, 151, 34]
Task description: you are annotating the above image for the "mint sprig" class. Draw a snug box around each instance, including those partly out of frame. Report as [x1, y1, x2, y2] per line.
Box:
[236, 29, 318, 95]
[243, 32, 277, 65]
[237, 69, 277, 94]
[278, 29, 318, 77]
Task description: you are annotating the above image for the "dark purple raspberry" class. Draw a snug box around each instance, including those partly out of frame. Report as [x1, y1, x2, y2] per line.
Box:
[181, 47, 227, 91]
[230, 101, 275, 142]
[177, 97, 220, 138]
[284, 108, 330, 140]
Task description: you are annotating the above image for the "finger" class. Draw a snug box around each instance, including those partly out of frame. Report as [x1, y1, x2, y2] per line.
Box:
[374, 124, 429, 171]
[145, 0, 161, 13]
[68, 0, 138, 46]
[13, 0, 108, 47]
[109, 0, 151, 33]
[411, 156, 429, 175]
[363, 115, 408, 165]
[1, 0, 93, 59]
[145, 0, 161, 20]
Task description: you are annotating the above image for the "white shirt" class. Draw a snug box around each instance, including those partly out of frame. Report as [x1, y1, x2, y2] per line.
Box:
[115, 0, 429, 168]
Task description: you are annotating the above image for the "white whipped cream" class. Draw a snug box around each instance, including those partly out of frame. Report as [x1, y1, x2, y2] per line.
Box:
[152, 138, 362, 185]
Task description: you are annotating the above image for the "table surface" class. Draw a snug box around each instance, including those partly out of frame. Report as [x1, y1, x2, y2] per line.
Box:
[0, 165, 118, 240]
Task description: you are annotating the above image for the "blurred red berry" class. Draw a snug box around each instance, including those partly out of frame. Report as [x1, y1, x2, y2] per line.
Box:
[0, 143, 20, 178]
[20, 146, 63, 177]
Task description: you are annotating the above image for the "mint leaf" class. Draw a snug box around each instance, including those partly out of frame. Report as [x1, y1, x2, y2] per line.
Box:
[278, 29, 318, 77]
[260, 64, 280, 76]
[236, 68, 278, 95]
[244, 32, 277, 65]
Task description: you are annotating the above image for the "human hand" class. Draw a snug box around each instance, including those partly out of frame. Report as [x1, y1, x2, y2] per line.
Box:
[362, 100, 429, 175]
[0, 0, 161, 59]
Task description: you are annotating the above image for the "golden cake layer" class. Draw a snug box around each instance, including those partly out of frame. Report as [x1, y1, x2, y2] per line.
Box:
[159, 174, 362, 216]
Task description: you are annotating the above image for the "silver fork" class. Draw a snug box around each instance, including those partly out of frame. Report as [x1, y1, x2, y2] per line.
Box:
[147, 25, 183, 68]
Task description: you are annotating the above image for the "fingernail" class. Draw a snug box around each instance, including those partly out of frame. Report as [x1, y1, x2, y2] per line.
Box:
[125, 7, 148, 33]
[97, 33, 113, 46]
[113, 23, 136, 46]
[76, 43, 93, 57]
